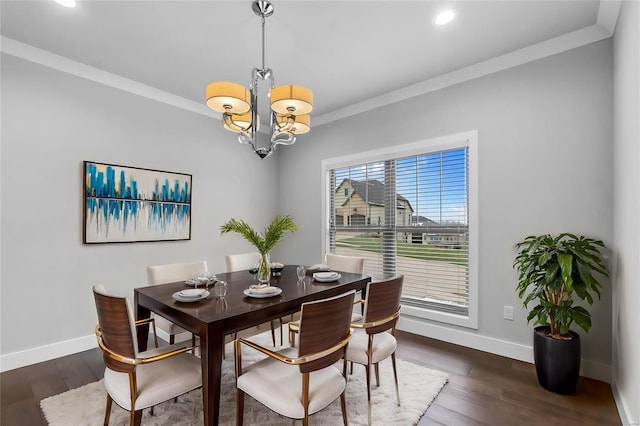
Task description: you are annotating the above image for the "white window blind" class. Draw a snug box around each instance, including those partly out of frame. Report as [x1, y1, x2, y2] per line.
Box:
[327, 145, 470, 316]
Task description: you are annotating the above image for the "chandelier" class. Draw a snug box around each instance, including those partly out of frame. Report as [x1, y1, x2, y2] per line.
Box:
[205, 0, 313, 159]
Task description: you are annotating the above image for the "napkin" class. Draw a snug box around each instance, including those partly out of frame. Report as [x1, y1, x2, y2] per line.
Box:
[313, 272, 340, 280]
[308, 264, 331, 272]
[250, 285, 279, 294]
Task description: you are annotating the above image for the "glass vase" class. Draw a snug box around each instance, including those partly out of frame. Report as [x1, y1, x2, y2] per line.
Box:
[257, 252, 271, 283]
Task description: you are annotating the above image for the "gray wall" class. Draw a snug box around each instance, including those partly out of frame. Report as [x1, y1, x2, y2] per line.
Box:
[278, 40, 614, 374]
[612, 1, 640, 423]
[0, 55, 279, 356]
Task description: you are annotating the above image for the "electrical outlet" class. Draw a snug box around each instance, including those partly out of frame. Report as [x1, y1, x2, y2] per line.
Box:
[503, 305, 514, 321]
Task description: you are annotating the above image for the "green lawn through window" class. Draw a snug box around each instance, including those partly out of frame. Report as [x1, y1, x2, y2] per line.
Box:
[335, 235, 468, 265]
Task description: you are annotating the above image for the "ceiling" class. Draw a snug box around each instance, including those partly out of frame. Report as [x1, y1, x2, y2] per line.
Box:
[1, 1, 615, 126]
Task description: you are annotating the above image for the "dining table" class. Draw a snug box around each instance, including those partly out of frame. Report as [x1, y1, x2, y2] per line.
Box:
[134, 264, 371, 426]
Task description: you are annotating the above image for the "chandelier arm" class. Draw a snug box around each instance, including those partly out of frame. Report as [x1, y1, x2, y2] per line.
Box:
[223, 113, 251, 134]
[238, 133, 252, 145]
[274, 113, 295, 133]
[272, 132, 296, 146]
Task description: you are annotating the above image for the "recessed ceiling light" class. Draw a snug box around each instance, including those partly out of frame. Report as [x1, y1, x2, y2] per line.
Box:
[434, 9, 456, 26]
[55, 0, 77, 8]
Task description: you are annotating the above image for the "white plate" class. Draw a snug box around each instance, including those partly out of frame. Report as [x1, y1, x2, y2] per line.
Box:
[313, 272, 341, 282]
[172, 290, 210, 302]
[243, 287, 283, 298]
[178, 289, 207, 299]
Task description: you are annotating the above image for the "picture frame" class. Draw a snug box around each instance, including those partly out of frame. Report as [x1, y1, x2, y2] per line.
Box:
[83, 161, 192, 244]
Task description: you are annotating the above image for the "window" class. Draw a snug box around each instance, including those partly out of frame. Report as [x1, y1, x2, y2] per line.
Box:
[322, 131, 477, 328]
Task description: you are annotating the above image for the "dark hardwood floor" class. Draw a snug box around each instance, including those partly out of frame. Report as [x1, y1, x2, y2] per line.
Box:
[1, 330, 621, 425]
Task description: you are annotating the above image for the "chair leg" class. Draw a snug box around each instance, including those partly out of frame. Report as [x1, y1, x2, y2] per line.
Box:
[365, 363, 372, 426]
[270, 320, 277, 347]
[391, 352, 400, 406]
[279, 317, 284, 346]
[302, 372, 310, 426]
[131, 409, 142, 426]
[103, 394, 113, 426]
[169, 334, 175, 345]
[236, 388, 245, 425]
[341, 358, 349, 425]
[374, 362, 380, 387]
[340, 391, 348, 425]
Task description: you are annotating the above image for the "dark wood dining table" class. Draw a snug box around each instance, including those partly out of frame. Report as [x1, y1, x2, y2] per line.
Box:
[134, 264, 370, 426]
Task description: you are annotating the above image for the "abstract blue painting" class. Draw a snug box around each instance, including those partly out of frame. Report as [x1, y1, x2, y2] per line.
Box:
[83, 161, 192, 243]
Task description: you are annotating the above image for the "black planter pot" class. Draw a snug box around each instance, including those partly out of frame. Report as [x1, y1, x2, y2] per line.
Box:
[533, 326, 580, 394]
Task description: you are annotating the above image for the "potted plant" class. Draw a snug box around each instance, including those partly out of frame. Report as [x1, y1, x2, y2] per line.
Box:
[220, 215, 297, 283]
[513, 233, 608, 394]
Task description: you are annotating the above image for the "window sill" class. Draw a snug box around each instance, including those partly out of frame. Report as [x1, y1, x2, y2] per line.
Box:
[400, 303, 478, 329]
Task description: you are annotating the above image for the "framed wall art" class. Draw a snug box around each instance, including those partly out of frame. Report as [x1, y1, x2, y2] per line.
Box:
[83, 161, 192, 243]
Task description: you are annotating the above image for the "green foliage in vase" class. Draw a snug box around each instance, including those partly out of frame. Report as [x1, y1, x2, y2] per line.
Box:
[513, 233, 608, 339]
[220, 215, 297, 255]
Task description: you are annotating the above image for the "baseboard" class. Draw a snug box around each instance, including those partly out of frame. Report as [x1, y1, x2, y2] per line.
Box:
[0, 334, 97, 373]
[612, 382, 637, 426]
[397, 315, 612, 383]
[0, 329, 184, 373]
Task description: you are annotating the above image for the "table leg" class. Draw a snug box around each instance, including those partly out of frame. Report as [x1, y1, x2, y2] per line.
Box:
[360, 286, 367, 315]
[201, 323, 224, 426]
[134, 293, 151, 352]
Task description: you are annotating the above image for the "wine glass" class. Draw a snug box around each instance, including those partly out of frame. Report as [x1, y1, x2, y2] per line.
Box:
[296, 265, 306, 281]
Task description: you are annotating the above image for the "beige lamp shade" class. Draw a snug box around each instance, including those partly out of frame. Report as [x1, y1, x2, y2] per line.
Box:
[206, 82, 251, 114]
[270, 85, 313, 115]
[277, 114, 310, 135]
[223, 111, 255, 133]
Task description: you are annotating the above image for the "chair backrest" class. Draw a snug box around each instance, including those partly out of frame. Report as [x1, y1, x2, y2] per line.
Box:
[363, 275, 404, 335]
[93, 285, 138, 373]
[225, 252, 261, 272]
[146, 261, 208, 286]
[298, 290, 356, 373]
[325, 254, 365, 274]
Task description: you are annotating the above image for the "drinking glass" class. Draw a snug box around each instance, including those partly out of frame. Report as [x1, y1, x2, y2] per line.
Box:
[214, 280, 227, 298]
[296, 265, 306, 281]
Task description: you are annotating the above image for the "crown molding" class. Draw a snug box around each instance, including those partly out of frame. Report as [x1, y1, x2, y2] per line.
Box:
[0, 36, 217, 120]
[596, 0, 622, 34]
[313, 23, 613, 126]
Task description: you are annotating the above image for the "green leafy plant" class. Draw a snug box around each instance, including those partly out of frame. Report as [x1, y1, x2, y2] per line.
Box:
[220, 215, 297, 255]
[513, 233, 608, 339]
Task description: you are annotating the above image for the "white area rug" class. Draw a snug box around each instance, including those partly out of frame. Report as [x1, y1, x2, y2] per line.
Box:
[41, 330, 448, 425]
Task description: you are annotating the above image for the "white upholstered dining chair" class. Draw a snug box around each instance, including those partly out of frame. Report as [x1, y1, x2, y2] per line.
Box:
[146, 260, 208, 345]
[92, 285, 202, 426]
[325, 253, 365, 276]
[288, 253, 366, 345]
[234, 290, 356, 426]
[225, 252, 261, 273]
[225, 252, 282, 346]
[326, 253, 366, 317]
[346, 275, 404, 425]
